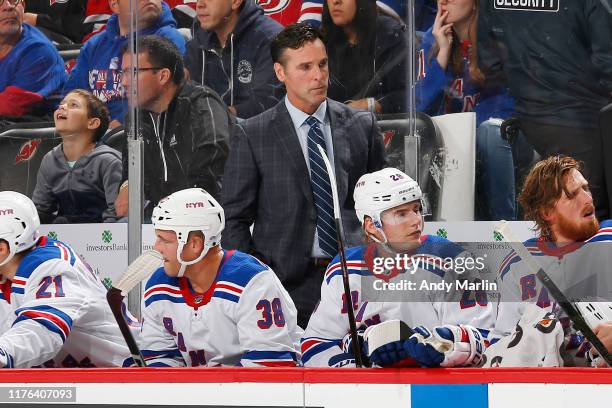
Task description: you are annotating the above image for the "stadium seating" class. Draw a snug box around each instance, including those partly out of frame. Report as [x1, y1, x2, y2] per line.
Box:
[377, 112, 443, 220]
[0, 121, 60, 197]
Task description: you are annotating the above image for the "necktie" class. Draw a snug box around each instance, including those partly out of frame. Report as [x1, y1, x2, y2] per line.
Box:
[305, 116, 337, 258]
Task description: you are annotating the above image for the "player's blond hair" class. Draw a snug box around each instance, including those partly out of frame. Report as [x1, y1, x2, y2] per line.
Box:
[518, 155, 583, 241]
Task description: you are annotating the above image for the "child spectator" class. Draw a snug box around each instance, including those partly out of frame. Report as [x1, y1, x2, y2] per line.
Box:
[321, 0, 407, 114]
[32, 89, 122, 224]
[417, 0, 530, 221]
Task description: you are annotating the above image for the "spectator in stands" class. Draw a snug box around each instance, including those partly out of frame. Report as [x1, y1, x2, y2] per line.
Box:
[416, 0, 530, 221]
[32, 89, 121, 223]
[321, 0, 407, 114]
[83, 0, 197, 41]
[299, 0, 406, 27]
[478, 0, 612, 219]
[185, 0, 283, 118]
[114, 35, 230, 220]
[23, 0, 86, 43]
[221, 23, 386, 327]
[64, 0, 185, 128]
[0, 0, 67, 117]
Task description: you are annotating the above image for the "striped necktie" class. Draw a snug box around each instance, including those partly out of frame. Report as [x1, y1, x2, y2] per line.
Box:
[305, 116, 337, 258]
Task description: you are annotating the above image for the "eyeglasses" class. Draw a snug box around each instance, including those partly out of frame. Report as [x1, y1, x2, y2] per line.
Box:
[0, 0, 23, 7]
[118, 67, 163, 78]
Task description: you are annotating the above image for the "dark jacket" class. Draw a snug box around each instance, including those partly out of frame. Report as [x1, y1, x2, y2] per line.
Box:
[327, 14, 408, 114]
[478, 0, 612, 128]
[25, 0, 87, 43]
[184, 0, 283, 119]
[121, 80, 230, 215]
[33, 144, 122, 223]
[221, 98, 386, 288]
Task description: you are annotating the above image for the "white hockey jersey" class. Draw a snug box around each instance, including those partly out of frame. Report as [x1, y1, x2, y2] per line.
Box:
[302, 236, 496, 367]
[140, 249, 301, 367]
[0, 278, 11, 334]
[0, 237, 137, 368]
[492, 233, 604, 363]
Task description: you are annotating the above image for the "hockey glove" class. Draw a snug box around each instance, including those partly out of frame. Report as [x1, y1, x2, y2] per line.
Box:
[0, 347, 13, 368]
[404, 325, 484, 367]
[341, 330, 370, 366]
[364, 320, 418, 367]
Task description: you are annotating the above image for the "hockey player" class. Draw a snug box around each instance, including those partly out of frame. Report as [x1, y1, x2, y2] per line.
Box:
[302, 168, 495, 368]
[0, 191, 137, 368]
[494, 156, 599, 336]
[489, 155, 609, 366]
[140, 188, 301, 367]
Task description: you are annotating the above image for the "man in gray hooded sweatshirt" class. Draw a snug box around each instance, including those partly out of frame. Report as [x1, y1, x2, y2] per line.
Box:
[184, 0, 283, 119]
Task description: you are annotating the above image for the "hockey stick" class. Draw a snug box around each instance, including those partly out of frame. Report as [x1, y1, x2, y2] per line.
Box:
[317, 144, 364, 367]
[495, 221, 612, 367]
[106, 249, 163, 367]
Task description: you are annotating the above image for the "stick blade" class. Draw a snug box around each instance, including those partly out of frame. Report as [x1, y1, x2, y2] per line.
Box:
[114, 250, 163, 296]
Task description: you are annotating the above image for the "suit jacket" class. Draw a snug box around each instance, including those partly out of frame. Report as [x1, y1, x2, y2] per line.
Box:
[221, 98, 386, 290]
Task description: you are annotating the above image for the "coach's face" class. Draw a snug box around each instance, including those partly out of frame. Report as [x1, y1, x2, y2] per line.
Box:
[546, 169, 599, 243]
[274, 38, 328, 115]
[0, 0, 23, 39]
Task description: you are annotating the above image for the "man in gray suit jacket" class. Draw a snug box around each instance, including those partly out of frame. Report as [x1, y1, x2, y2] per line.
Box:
[222, 23, 386, 328]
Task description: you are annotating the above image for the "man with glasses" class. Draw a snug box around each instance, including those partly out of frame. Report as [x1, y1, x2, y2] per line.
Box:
[63, 0, 185, 128]
[0, 0, 66, 117]
[114, 35, 230, 220]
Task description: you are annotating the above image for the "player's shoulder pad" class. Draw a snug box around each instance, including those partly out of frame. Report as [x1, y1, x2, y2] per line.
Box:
[217, 250, 269, 288]
[15, 238, 77, 281]
[324, 246, 370, 285]
[587, 220, 612, 242]
[411, 235, 464, 278]
[144, 267, 179, 291]
[143, 267, 182, 308]
[419, 235, 465, 258]
[498, 238, 540, 281]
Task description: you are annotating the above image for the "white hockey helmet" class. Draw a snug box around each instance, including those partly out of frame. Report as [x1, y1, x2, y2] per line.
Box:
[152, 188, 224, 277]
[354, 168, 423, 229]
[0, 191, 40, 267]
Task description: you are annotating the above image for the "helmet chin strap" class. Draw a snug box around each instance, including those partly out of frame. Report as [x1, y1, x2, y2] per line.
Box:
[175, 242, 212, 278]
[0, 250, 15, 268]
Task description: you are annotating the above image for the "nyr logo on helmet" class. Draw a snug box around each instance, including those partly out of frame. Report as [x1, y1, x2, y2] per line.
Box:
[15, 139, 42, 164]
[0, 209, 14, 216]
[186, 202, 205, 208]
[494, 0, 559, 12]
[257, 0, 290, 13]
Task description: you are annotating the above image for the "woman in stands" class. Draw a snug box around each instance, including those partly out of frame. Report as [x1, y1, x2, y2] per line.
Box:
[32, 89, 122, 223]
[417, 0, 531, 221]
[321, 0, 407, 114]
